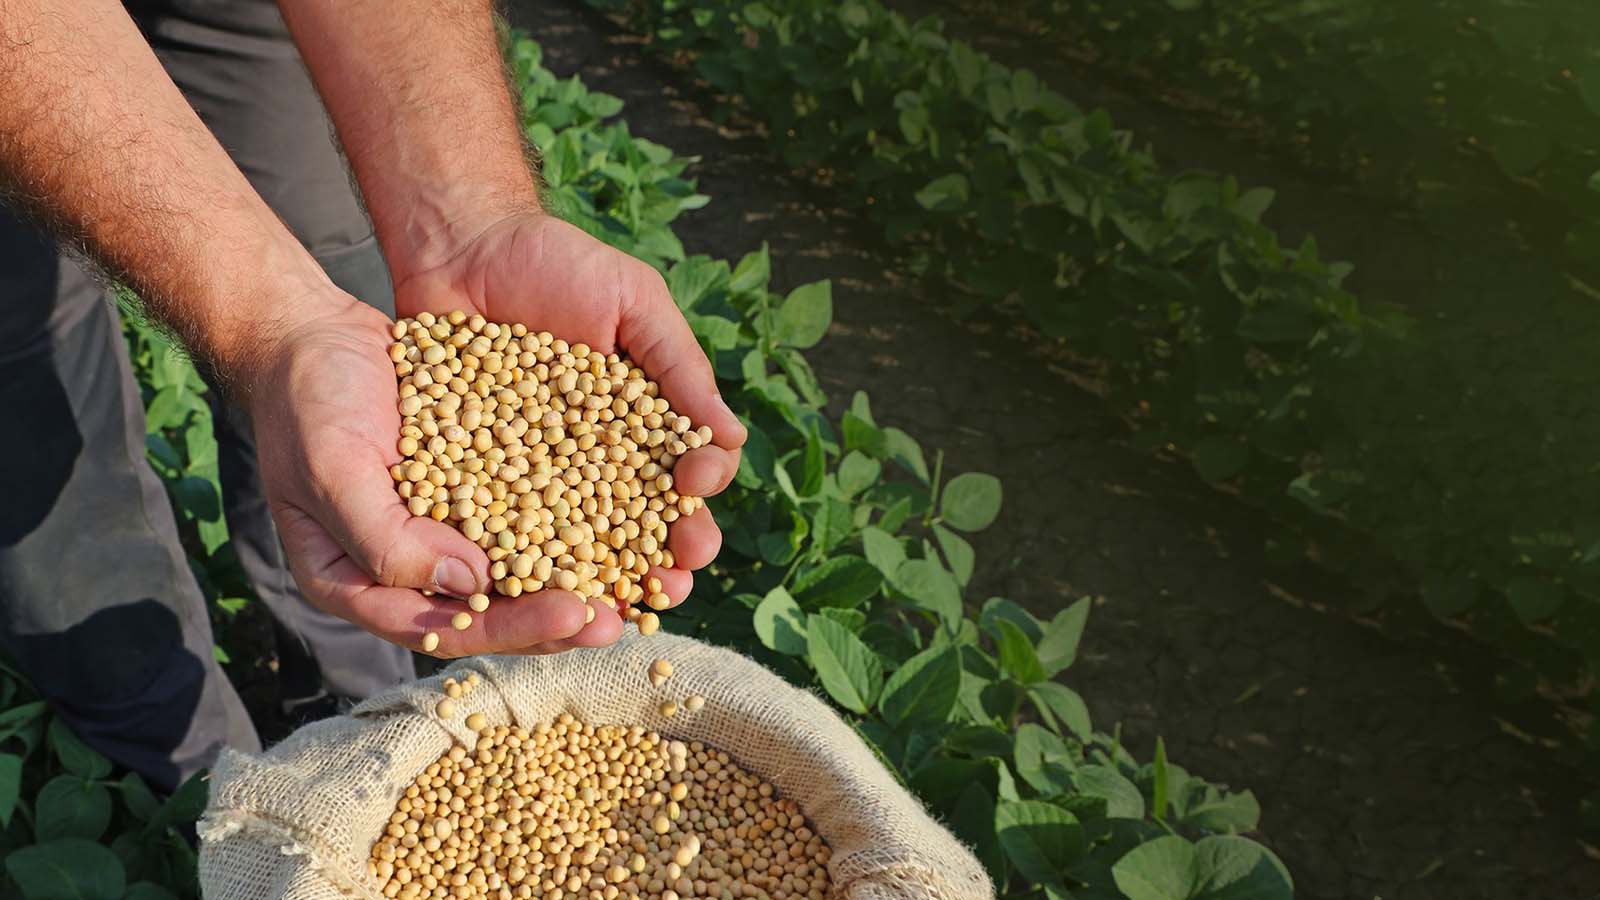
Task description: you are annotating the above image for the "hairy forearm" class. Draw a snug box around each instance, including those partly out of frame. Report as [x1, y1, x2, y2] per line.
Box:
[277, 0, 540, 285]
[0, 0, 333, 385]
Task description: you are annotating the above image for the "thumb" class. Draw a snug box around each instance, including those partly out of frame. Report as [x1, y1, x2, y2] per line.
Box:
[300, 441, 490, 597]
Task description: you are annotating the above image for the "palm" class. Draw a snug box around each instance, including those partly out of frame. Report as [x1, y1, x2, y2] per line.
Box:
[392, 213, 745, 642]
[252, 299, 611, 657]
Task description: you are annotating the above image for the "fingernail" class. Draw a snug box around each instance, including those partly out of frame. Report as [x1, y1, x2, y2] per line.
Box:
[433, 558, 478, 598]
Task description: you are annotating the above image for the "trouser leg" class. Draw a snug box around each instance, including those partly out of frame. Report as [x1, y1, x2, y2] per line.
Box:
[0, 215, 259, 793]
[138, 2, 414, 701]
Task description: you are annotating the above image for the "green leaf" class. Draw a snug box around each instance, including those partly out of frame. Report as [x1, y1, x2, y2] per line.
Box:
[149, 771, 207, 834]
[35, 775, 111, 841]
[117, 773, 159, 823]
[1152, 737, 1170, 821]
[1234, 187, 1274, 222]
[1113, 835, 1198, 900]
[993, 619, 1046, 684]
[774, 280, 832, 349]
[889, 559, 964, 628]
[753, 587, 808, 656]
[665, 255, 730, 311]
[1181, 789, 1262, 834]
[806, 614, 884, 714]
[995, 799, 1082, 882]
[915, 173, 970, 212]
[837, 451, 882, 497]
[878, 646, 961, 727]
[48, 719, 111, 779]
[731, 243, 772, 294]
[1037, 598, 1090, 675]
[1073, 764, 1144, 818]
[1014, 724, 1074, 794]
[123, 882, 180, 900]
[1191, 436, 1249, 482]
[939, 472, 1002, 531]
[931, 524, 975, 586]
[881, 427, 929, 481]
[793, 557, 882, 609]
[1028, 682, 1092, 739]
[1506, 576, 1564, 624]
[860, 526, 907, 575]
[0, 753, 20, 826]
[1193, 836, 1294, 900]
[6, 839, 125, 900]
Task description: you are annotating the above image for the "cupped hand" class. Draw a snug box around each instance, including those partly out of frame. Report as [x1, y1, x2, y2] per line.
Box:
[246, 295, 625, 657]
[391, 211, 747, 647]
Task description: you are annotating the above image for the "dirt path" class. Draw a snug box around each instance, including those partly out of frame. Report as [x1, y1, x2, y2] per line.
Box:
[504, 2, 1600, 897]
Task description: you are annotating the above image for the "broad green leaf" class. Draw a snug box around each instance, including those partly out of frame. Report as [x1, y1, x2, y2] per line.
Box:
[774, 281, 832, 349]
[837, 451, 882, 497]
[1037, 598, 1090, 675]
[1506, 576, 1563, 624]
[35, 775, 111, 841]
[1073, 764, 1144, 818]
[1191, 436, 1248, 482]
[995, 800, 1082, 882]
[940, 472, 1002, 531]
[1193, 836, 1293, 900]
[754, 587, 808, 656]
[951, 784, 1007, 889]
[915, 173, 970, 212]
[665, 255, 730, 310]
[730, 243, 772, 293]
[793, 557, 882, 608]
[806, 615, 884, 714]
[6, 839, 125, 900]
[118, 772, 160, 823]
[860, 526, 907, 575]
[932, 524, 975, 586]
[1113, 835, 1198, 900]
[1181, 789, 1262, 834]
[1028, 682, 1092, 739]
[0, 753, 19, 826]
[0, 700, 48, 749]
[994, 619, 1046, 684]
[889, 559, 963, 627]
[878, 646, 961, 727]
[48, 719, 111, 779]
[979, 597, 1041, 641]
[149, 771, 208, 833]
[881, 427, 929, 481]
[1014, 724, 1074, 794]
[124, 882, 180, 900]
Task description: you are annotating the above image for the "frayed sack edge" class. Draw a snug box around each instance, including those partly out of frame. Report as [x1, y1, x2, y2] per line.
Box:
[199, 809, 385, 900]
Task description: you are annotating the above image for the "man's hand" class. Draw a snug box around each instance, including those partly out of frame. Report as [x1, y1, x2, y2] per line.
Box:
[391, 212, 748, 644]
[245, 292, 638, 656]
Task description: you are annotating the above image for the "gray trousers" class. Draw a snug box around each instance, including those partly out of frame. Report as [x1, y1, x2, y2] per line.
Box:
[0, 0, 413, 792]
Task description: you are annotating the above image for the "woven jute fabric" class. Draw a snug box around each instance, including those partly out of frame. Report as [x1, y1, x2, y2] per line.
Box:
[198, 629, 993, 900]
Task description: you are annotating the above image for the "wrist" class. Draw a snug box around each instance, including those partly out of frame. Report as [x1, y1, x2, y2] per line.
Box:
[378, 177, 543, 289]
[206, 258, 348, 405]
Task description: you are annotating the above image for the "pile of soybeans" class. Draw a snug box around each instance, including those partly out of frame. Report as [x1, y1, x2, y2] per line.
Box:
[367, 713, 832, 900]
[387, 312, 711, 640]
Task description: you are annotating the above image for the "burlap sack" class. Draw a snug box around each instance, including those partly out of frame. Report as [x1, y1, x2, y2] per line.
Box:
[198, 629, 993, 900]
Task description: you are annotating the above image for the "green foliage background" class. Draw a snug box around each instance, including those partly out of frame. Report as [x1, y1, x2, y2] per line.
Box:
[585, 0, 1600, 745]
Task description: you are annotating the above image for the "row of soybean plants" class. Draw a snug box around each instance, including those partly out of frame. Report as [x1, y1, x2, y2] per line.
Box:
[585, 0, 1600, 737]
[1030, 0, 1600, 283]
[508, 32, 1292, 900]
[0, 30, 1288, 900]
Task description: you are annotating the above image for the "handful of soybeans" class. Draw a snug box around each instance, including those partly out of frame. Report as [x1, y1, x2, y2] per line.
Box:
[369, 714, 832, 900]
[388, 312, 710, 633]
